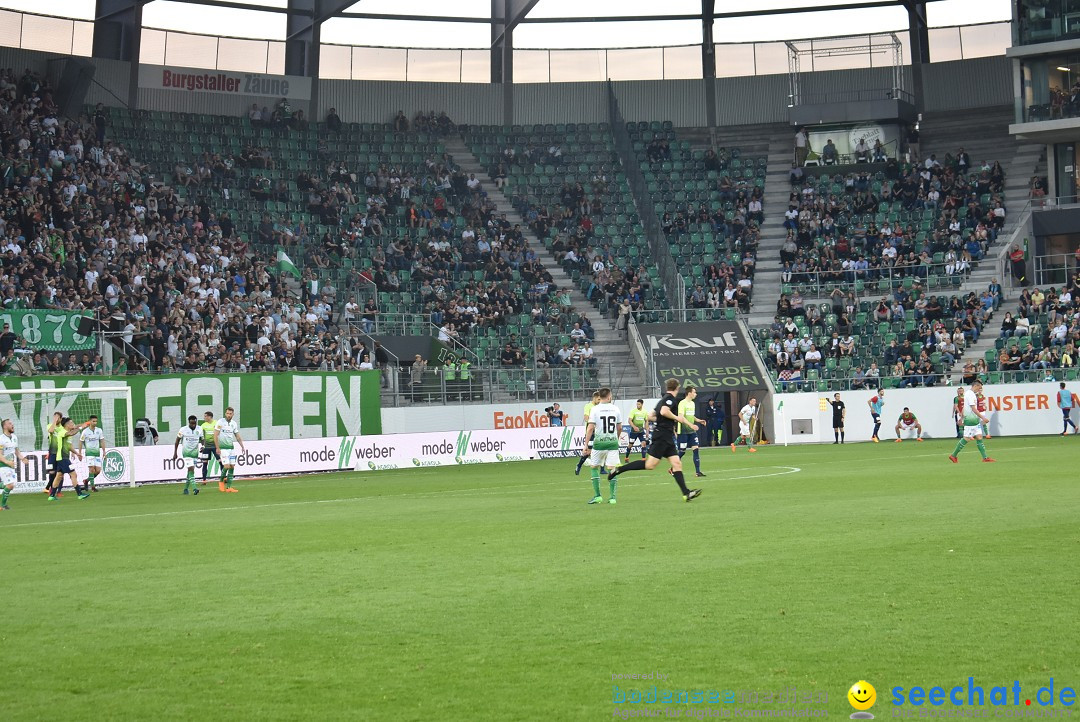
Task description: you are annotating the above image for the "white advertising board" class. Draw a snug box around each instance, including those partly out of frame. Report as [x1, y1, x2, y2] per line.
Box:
[10, 426, 592, 492]
[770, 382, 1080, 444]
[380, 399, 657, 434]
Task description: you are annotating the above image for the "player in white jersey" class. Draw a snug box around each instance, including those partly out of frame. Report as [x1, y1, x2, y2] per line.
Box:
[0, 418, 31, 510]
[949, 380, 995, 463]
[732, 398, 758, 452]
[583, 387, 622, 505]
[172, 415, 203, 496]
[213, 406, 246, 492]
[78, 414, 106, 492]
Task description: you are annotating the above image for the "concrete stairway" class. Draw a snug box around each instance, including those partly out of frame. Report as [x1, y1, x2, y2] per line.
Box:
[747, 129, 805, 328]
[444, 134, 649, 395]
[672, 123, 793, 328]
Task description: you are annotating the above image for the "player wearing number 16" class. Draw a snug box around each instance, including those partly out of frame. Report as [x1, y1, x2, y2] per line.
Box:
[583, 388, 622, 505]
[173, 415, 203, 496]
[0, 418, 31, 510]
[214, 407, 245, 492]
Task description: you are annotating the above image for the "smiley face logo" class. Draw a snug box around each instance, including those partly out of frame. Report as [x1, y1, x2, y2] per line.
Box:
[848, 681, 877, 717]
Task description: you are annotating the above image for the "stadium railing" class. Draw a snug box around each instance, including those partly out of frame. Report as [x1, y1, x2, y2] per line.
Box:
[384, 361, 637, 406]
[775, 259, 1000, 301]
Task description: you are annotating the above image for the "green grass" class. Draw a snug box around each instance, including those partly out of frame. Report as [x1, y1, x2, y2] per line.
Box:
[3, 436, 1080, 721]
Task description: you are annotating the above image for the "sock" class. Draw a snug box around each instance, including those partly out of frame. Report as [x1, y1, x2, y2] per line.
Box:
[976, 439, 988, 459]
[834, 430, 839, 442]
[575, 455, 586, 472]
[952, 438, 967, 456]
[614, 458, 647, 477]
[226, 468, 234, 488]
[671, 470, 690, 495]
[590, 467, 601, 497]
[982, 424, 989, 436]
[187, 470, 195, 491]
[873, 422, 881, 437]
[692, 449, 701, 473]
[87, 472, 95, 488]
[640, 447, 647, 459]
[609, 477, 617, 500]
[221, 469, 229, 487]
[202, 459, 209, 480]
[840, 431, 845, 442]
[1, 488, 9, 506]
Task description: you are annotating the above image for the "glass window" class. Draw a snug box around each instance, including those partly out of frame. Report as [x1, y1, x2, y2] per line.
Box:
[714, 43, 755, 78]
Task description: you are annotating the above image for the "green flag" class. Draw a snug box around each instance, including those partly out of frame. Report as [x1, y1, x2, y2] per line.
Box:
[273, 247, 300, 279]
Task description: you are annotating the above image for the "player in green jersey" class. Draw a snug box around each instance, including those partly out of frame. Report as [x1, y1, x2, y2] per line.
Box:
[575, 391, 602, 475]
[173, 415, 203, 495]
[676, 386, 704, 476]
[626, 399, 650, 463]
[199, 411, 219, 485]
[48, 417, 90, 501]
[950, 380, 995, 463]
[583, 388, 622, 505]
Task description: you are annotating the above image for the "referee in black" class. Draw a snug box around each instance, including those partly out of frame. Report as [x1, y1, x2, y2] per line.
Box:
[607, 378, 702, 502]
[828, 392, 846, 444]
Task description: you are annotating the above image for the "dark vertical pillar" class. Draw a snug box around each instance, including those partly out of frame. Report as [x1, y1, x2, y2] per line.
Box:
[908, 1, 930, 114]
[93, 0, 143, 109]
[701, 0, 716, 128]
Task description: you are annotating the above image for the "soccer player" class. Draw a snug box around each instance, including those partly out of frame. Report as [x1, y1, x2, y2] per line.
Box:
[732, 398, 758, 452]
[575, 391, 602, 475]
[213, 406, 245, 492]
[583, 388, 622, 505]
[42, 411, 62, 496]
[607, 379, 702, 502]
[677, 386, 705, 476]
[199, 411, 219, 484]
[868, 389, 885, 442]
[894, 407, 924, 442]
[626, 399, 650, 462]
[828, 393, 846, 444]
[0, 418, 31, 510]
[173, 415, 203, 495]
[78, 415, 106, 492]
[950, 380, 995, 463]
[1056, 382, 1078, 435]
[48, 417, 89, 500]
[952, 386, 965, 439]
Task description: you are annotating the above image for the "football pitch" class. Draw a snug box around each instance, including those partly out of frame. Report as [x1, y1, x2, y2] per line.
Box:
[3, 436, 1079, 721]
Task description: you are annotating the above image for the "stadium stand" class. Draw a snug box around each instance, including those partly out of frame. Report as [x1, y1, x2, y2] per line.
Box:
[628, 122, 778, 315]
[0, 60, 1053, 397]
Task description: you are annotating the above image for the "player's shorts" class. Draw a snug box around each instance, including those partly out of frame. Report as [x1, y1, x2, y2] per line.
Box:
[677, 433, 700, 449]
[200, 444, 219, 461]
[628, 431, 644, 444]
[85, 453, 101, 469]
[832, 417, 845, 429]
[963, 424, 983, 439]
[739, 422, 750, 437]
[46, 453, 55, 473]
[1064, 408, 1074, 419]
[871, 413, 881, 422]
[182, 450, 199, 469]
[0, 465, 14, 486]
[55, 459, 73, 474]
[897, 425, 920, 439]
[647, 432, 679, 460]
[220, 449, 238, 466]
[589, 448, 621, 469]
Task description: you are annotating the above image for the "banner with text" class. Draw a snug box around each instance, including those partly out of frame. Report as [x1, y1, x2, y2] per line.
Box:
[638, 321, 766, 390]
[350, 426, 588, 471]
[138, 64, 312, 100]
[0, 309, 94, 351]
[0, 371, 382, 442]
[771, 382, 1080, 444]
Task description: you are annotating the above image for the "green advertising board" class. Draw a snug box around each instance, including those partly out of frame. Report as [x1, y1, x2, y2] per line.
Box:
[0, 310, 94, 351]
[0, 371, 382, 442]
